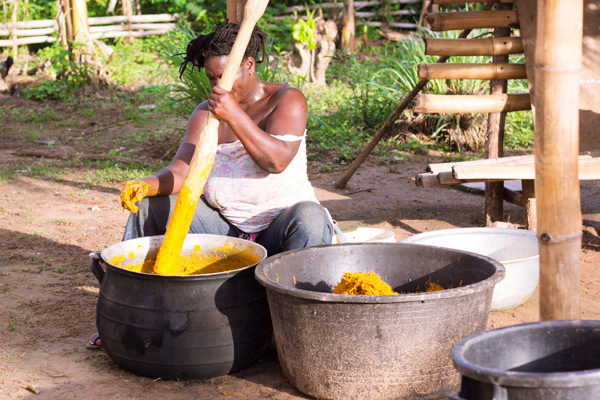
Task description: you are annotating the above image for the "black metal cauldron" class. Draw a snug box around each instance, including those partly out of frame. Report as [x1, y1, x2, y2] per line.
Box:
[90, 234, 270, 380]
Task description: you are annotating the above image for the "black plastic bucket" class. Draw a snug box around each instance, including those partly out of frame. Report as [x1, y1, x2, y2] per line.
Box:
[451, 320, 600, 400]
[255, 243, 505, 400]
[90, 234, 270, 380]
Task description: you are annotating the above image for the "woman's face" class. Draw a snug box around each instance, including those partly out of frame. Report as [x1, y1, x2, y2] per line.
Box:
[204, 55, 251, 97]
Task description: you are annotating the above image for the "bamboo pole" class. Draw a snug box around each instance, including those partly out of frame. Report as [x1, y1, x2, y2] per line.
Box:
[535, 0, 583, 320]
[425, 37, 523, 56]
[426, 10, 519, 31]
[485, 1, 512, 227]
[153, 0, 269, 275]
[418, 62, 526, 80]
[414, 93, 530, 113]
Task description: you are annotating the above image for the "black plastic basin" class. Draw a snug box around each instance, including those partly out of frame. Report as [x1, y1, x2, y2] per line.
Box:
[452, 320, 600, 400]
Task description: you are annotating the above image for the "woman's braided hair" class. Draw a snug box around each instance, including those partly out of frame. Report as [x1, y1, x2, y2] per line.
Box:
[179, 22, 266, 79]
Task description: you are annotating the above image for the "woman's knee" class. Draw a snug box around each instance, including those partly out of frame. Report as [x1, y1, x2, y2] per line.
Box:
[288, 201, 333, 244]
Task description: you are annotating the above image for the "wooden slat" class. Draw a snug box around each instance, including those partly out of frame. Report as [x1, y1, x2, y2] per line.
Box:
[90, 29, 173, 39]
[414, 93, 531, 113]
[418, 62, 526, 80]
[427, 153, 594, 173]
[0, 27, 55, 36]
[426, 10, 519, 31]
[0, 19, 56, 29]
[427, 154, 535, 173]
[0, 35, 55, 46]
[425, 37, 523, 56]
[433, 0, 514, 3]
[88, 14, 178, 25]
[453, 159, 600, 180]
[88, 23, 176, 33]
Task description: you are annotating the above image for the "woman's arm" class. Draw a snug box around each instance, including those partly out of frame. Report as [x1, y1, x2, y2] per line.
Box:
[209, 85, 308, 174]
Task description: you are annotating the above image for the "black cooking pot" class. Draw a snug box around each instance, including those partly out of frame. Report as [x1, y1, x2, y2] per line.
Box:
[90, 234, 270, 380]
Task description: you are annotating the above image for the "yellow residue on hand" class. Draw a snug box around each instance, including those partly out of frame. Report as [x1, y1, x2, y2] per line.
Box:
[332, 271, 398, 296]
[120, 181, 151, 213]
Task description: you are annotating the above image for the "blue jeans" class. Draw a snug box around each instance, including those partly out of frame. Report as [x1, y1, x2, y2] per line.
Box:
[122, 195, 333, 256]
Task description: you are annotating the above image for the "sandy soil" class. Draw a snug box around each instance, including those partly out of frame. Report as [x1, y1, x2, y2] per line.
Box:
[1, 93, 599, 400]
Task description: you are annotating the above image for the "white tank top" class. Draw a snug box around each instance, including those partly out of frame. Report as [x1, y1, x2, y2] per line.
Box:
[203, 134, 320, 233]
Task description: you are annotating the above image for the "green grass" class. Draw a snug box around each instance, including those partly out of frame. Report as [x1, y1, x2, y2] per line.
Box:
[83, 160, 165, 185]
[10, 105, 61, 123]
[0, 166, 17, 183]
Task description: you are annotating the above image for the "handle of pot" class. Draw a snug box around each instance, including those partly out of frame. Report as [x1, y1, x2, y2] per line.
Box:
[89, 252, 105, 284]
[492, 384, 508, 400]
[449, 384, 507, 400]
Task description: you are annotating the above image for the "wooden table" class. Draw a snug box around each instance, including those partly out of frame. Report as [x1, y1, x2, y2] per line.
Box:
[415, 152, 600, 230]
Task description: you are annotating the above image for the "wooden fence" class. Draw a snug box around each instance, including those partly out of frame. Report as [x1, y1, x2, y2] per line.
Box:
[272, 0, 423, 29]
[0, 13, 178, 47]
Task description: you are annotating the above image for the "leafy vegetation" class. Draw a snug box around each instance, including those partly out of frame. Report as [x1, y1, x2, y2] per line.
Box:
[5, 11, 535, 175]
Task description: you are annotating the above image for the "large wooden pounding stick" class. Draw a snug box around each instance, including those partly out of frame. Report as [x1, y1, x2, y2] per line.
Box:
[153, 0, 270, 275]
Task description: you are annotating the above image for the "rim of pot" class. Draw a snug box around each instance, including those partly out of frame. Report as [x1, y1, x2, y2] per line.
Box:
[452, 319, 600, 387]
[255, 242, 505, 304]
[100, 234, 268, 280]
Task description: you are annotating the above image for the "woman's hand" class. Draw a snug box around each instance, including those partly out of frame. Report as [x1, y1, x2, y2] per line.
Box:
[120, 180, 151, 212]
[207, 86, 241, 122]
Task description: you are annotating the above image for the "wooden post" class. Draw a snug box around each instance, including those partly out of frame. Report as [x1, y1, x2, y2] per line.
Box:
[122, 0, 133, 44]
[522, 179, 536, 231]
[59, 0, 74, 45]
[341, 0, 355, 51]
[485, 2, 512, 226]
[228, 0, 245, 23]
[10, 0, 17, 57]
[535, 0, 583, 320]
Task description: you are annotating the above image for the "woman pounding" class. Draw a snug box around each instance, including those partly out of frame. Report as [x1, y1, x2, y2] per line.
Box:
[87, 23, 333, 349]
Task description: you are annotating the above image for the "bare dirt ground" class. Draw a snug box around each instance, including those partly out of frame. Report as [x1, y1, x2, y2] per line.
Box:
[1, 92, 600, 400]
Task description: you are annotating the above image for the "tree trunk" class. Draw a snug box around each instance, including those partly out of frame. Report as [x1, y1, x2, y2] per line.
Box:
[341, 0, 355, 51]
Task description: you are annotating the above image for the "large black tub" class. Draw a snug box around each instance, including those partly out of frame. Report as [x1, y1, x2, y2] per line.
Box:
[451, 320, 600, 400]
[90, 234, 270, 380]
[255, 243, 505, 400]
